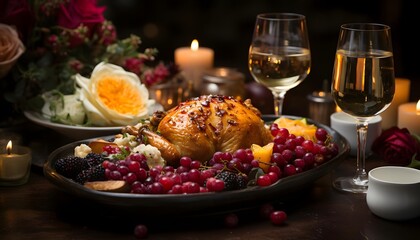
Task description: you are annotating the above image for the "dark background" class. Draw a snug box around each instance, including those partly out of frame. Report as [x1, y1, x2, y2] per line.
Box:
[1, 0, 418, 122]
[101, 0, 419, 116]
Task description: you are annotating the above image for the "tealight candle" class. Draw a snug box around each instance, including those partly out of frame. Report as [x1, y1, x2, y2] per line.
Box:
[380, 78, 411, 130]
[0, 140, 32, 186]
[398, 100, 420, 136]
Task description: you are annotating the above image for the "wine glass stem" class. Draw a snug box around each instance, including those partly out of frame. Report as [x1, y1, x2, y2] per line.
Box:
[354, 120, 369, 186]
[272, 91, 287, 116]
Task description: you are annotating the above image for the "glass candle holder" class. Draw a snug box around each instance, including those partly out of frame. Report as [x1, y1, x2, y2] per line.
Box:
[200, 68, 245, 99]
[0, 142, 32, 186]
[149, 74, 185, 111]
[307, 90, 335, 126]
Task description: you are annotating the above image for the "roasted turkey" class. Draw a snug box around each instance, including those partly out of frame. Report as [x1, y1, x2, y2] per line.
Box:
[130, 95, 273, 166]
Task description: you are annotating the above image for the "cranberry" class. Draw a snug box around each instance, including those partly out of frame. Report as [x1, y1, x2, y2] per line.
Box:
[270, 211, 287, 225]
[134, 224, 148, 239]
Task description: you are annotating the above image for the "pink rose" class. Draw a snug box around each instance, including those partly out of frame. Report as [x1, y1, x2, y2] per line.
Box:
[371, 127, 420, 166]
[57, 0, 106, 29]
[0, 23, 25, 78]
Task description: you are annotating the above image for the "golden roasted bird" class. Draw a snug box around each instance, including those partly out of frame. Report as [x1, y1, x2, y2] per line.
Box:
[135, 95, 273, 166]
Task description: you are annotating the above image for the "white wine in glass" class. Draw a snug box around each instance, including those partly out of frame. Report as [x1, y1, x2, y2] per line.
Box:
[331, 23, 395, 193]
[248, 13, 311, 115]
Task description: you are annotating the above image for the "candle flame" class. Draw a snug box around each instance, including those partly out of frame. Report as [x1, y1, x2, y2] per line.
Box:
[416, 100, 420, 112]
[191, 39, 199, 51]
[218, 68, 229, 77]
[6, 140, 12, 155]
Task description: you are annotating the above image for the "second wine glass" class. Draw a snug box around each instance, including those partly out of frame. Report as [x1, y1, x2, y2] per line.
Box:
[331, 23, 395, 193]
[248, 13, 311, 115]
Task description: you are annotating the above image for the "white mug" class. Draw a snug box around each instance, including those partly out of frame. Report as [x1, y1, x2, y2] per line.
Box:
[330, 112, 382, 156]
[366, 166, 420, 221]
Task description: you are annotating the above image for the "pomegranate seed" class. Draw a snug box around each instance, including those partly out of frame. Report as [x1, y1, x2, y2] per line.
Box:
[270, 211, 287, 225]
[257, 175, 271, 186]
[267, 171, 279, 183]
[260, 203, 274, 219]
[224, 213, 239, 228]
[134, 224, 148, 239]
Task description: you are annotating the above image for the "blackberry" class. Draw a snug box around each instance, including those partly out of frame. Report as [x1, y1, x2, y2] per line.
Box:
[215, 171, 239, 191]
[54, 156, 89, 179]
[85, 152, 105, 167]
[236, 174, 248, 189]
[75, 164, 106, 184]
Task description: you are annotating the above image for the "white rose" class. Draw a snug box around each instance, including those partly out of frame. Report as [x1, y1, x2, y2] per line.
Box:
[76, 62, 152, 126]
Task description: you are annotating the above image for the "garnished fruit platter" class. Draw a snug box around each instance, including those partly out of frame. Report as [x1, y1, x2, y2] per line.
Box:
[44, 111, 349, 217]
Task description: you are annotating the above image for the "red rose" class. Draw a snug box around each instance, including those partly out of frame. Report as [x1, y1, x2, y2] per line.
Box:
[57, 0, 106, 29]
[371, 127, 420, 166]
[0, 0, 35, 43]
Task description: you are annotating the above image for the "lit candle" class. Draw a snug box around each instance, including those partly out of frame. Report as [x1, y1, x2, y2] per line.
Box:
[398, 100, 420, 136]
[380, 78, 411, 130]
[174, 39, 214, 70]
[174, 39, 214, 98]
[0, 140, 32, 186]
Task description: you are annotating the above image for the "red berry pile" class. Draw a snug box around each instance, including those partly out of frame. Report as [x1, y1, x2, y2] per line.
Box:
[97, 123, 339, 194]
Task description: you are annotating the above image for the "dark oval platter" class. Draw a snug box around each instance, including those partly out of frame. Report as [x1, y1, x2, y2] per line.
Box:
[43, 115, 350, 216]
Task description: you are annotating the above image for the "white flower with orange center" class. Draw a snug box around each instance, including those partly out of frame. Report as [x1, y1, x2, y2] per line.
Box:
[76, 62, 152, 126]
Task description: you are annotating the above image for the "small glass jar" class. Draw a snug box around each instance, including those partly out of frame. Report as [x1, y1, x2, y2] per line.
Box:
[200, 68, 245, 99]
[148, 74, 185, 111]
[307, 91, 335, 126]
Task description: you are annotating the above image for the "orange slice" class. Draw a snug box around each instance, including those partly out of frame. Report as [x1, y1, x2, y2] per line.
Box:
[274, 117, 317, 141]
[251, 142, 274, 173]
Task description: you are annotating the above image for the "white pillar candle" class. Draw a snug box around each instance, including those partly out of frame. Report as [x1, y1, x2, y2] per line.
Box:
[380, 78, 410, 130]
[398, 100, 420, 136]
[174, 39, 214, 98]
[174, 39, 214, 70]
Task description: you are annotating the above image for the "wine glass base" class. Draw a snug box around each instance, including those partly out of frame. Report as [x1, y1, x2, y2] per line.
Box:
[333, 177, 368, 193]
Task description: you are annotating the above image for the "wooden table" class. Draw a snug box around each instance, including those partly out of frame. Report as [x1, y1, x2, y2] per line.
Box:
[1, 124, 420, 240]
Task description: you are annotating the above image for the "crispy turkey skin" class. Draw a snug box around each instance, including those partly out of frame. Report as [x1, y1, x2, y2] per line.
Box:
[139, 95, 273, 166]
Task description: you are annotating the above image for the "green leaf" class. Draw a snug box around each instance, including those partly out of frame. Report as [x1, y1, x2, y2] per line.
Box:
[412, 133, 420, 143]
[407, 154, 420, 169]
[247, 167, 265, 186]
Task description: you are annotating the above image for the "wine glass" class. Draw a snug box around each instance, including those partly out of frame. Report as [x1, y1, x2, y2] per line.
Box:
[331, 23, 395, 193]
[248, 13, 311, 115]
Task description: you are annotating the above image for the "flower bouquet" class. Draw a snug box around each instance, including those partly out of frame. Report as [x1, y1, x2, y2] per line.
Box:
[0, 0, 180, 126]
